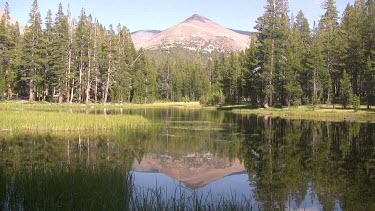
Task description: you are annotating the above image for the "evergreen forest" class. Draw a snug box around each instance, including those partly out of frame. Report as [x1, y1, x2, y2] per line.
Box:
[0, 0, 374, 108]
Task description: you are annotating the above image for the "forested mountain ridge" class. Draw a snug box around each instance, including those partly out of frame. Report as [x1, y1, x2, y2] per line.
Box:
[0, 0, 374, 109]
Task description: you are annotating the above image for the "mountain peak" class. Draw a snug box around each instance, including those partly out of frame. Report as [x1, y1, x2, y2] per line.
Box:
[132, 13, 252, 53]
[184, 14, 210, 23]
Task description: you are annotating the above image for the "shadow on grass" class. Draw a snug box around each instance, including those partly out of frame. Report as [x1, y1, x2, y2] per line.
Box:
[217, 104, 256, 111]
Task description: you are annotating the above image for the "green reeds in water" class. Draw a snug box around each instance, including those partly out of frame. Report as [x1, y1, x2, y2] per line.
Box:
[0, 110, 151, 132]
[0, 165, 132, 210]
[130, 185, 257, 211]
[0, 166, 258, 210]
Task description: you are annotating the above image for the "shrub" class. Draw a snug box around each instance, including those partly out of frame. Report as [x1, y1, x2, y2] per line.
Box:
[352, 94, 360, 112]
[199, 90, 225, 106]
[181, 96, 190, 103]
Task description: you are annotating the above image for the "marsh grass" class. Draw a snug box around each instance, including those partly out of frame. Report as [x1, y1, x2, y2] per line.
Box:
[0, 109, 151, 132]
[0, 166, 258, 211]
[229, 105, 375, 122]
[1, 165, 131, 210]
[130, 185, 257, 211]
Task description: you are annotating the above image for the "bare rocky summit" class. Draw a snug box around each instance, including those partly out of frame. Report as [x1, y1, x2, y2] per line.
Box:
[131, 14, 251, 53]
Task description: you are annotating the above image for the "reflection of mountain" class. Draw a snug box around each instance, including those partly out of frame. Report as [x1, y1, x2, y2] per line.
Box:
[132, 152, 246, 189]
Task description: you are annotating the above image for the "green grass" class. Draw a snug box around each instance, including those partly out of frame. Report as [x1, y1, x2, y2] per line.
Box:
[227, 105, 375, 122]
[0, 109, 151, 132]
[0, 100, 202, 110]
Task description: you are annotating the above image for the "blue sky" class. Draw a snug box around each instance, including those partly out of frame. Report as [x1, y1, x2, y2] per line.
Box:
[3, 0, 355, 32]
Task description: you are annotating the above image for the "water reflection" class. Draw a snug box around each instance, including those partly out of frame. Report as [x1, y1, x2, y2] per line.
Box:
[0, 108, 374, 210]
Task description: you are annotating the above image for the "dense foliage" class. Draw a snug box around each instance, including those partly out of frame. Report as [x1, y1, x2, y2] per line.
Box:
[0, 0, 374, 108]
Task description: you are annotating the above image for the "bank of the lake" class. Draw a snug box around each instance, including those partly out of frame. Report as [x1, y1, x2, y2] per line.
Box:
[0, 100, 202, 110]
[3, 101, 375, 127]
[223, 105, 375, 122]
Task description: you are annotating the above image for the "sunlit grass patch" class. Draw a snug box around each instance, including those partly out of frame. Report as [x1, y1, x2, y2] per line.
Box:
[231, 105, 375, 122]
[0, 110, 151, 132]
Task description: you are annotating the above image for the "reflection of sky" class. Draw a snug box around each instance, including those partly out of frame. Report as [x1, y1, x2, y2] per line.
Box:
[132, 171, 343, 210]
[132, 171, 255, 203]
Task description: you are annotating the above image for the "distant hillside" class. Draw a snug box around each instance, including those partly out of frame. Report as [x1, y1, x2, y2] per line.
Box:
[131, 14, 253, 54]
[228, 28, 257, 37]
[131, 30, 162, 47]
[0, 10, 25, 33]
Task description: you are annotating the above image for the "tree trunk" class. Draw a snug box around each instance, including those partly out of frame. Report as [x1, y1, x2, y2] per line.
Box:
[104, 64, 111, 104]
[58, 88, 63, 104]
[66, 43, 72, 103]
[79, 51, 83, 103]
[94, 76, 98, 103]
[29, 79, 34, 102]
[104, 39, 112, 104]
[85, 49, 91, 104]
[43, 86, 48, 101]
[5, 69, 12, 100]
[70, 78, 75, 103]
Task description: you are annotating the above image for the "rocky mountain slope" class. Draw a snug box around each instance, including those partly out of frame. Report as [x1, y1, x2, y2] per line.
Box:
[0, 10, 25, 33]
[131, 14, 252, 53]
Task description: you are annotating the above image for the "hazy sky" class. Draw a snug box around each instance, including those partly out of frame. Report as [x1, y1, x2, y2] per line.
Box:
[2, 0, 355, 32]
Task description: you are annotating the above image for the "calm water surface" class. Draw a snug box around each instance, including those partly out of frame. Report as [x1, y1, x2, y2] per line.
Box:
[1, 108, 374, 210]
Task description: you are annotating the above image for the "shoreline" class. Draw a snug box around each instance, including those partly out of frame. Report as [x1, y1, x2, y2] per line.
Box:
[2, 101, 375, 122]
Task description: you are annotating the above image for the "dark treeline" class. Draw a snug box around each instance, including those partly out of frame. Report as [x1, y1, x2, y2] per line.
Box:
[0, 0, 374, 107]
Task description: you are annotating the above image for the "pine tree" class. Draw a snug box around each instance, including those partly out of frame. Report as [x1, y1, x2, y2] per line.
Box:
[295, 11, 313, 104]
[218, 53, 236, 104]
[364, 0, 375, 107]
[102, 25, 115, 103]
[74, 9, 93, 103]
[311, 23, 328, 107]
[284, 15, 303, 107]
[21, 0, 45, 101]
[41, 10, 53, 101]
[340, 70, 353, 108]
[112, 24, 135, 103]
[339, 1, 366, 97]
[158, 59, 173, 100]
[51, 3, 70, 103]
[0, 2, 15, 99]
[8, 21, 21, 100]
[243, 39, 262, 106]
[319, 0, 340, 102]
[255, 0, 290, 107]
[66, 4, 74, 103]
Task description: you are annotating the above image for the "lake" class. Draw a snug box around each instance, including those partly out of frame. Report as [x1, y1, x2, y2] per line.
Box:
[0, 107, 374, 210]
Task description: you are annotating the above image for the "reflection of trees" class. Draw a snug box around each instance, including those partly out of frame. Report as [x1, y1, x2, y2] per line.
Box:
[239, 115, 375, 210]
[0, 132, 147, 169]
[0, 131, 154, 210]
